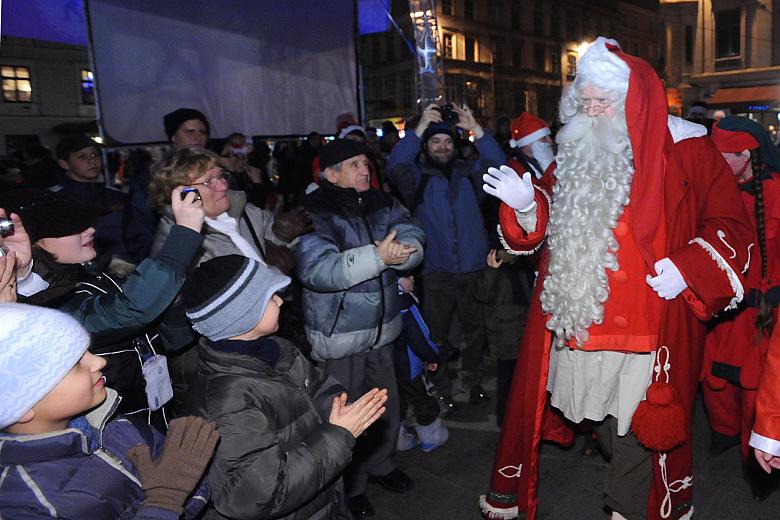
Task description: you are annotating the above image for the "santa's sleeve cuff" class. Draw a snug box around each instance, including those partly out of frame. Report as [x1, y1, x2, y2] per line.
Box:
[687, 236, 744, 311]
[749, 431, 780, 457]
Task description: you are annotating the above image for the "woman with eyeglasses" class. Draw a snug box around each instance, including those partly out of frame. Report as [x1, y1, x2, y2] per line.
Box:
[149, 147, 308, 272]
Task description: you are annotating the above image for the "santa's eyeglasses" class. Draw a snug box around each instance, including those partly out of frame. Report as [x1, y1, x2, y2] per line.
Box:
[577, 98, 612, 114]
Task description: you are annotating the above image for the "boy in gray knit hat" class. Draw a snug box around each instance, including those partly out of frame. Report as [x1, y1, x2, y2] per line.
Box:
[179, 254, 388, 519]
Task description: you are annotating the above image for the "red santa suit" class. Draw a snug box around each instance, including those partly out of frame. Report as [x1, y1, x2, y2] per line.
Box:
[480, 43, 752, 520]
[751, 317, 780, 455]
[702, 120, 780, 460]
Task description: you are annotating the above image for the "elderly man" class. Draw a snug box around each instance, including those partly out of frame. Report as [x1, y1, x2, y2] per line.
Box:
[506, 112, 555, 184]
[479, 38, 752, 520]
[387, 103, 505, 409]
[296, 139, 424, 519]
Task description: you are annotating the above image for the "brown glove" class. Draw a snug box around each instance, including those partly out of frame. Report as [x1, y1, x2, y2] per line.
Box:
[265, 243, 296, 275]
[126, 416, 220, 514]
[271, 207, 314, 242]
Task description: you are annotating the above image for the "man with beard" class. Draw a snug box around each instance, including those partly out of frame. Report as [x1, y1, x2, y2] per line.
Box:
[387, 103, 505, 410]
[479, 37, 752, 520]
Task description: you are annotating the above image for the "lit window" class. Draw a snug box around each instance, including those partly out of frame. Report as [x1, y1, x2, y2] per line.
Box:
[81, 69, 95, 105]
[444, 33, 454, 59]
[2, 66, 32, 103]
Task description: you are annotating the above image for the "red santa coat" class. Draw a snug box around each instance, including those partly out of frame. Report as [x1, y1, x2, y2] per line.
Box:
[701, 173, 780, 457]
[481, 47, 752, 520]
[752, 312, 780, 454]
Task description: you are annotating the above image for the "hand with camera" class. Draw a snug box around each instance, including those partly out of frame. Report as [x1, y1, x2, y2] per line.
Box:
[0, 208, 32, 279]
[414, 103, 444, 138]
[453, 104, 484, 138]
[171, 186, 205, 233]
[0, 248, 17, 302]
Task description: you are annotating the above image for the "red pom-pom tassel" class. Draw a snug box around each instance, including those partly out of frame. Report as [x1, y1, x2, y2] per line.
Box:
[631, 382, 686, 451]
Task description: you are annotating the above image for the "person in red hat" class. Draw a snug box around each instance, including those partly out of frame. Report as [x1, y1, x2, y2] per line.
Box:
[704, 116, 780, 499]
[480, 37, 752, 520]
[506, 112, 555, 191]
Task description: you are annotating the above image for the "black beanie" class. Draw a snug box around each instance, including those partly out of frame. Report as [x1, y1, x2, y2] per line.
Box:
[55, 134, 99, 161]
[1, 189, 97, 243]
[163, 108, 210, 140]
[422, 122, 456, 143]
[318, 139, 370, 170]
[182, 255, 290, 341]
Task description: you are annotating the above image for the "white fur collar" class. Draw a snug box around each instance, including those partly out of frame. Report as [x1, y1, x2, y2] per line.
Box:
[667, 115, 707, 143]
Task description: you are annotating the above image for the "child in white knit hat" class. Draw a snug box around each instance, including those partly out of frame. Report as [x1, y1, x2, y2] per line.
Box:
[0, 303, 218, 519]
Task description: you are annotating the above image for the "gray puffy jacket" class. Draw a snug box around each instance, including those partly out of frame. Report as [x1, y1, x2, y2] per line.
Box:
[296, 183, 425, 361]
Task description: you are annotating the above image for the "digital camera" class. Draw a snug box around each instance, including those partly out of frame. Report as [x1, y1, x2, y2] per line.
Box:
[436, 104, 459, 126]
[181, 187, 201, 201]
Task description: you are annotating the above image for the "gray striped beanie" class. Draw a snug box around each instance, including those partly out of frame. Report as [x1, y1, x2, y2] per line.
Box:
[182, 255, 291, 341]
[0, 303, 91, 429]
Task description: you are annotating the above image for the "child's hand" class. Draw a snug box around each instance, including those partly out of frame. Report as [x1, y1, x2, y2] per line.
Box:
[171, 186, 206, 233]
[399, 275, 415, 293]
[329, 388, 388, 438]
[424, 362, 438, 372]
[487, 249, 504, 268]
[0, 209, 32, 277]
[126, 416, 219, 514]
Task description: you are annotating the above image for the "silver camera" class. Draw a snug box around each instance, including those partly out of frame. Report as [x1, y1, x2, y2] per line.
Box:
[0, 217, 14, 257]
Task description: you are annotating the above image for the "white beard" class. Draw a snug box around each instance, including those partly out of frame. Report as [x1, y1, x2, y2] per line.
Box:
[540, 112, 634, 346]
[530, 140, 555, 175]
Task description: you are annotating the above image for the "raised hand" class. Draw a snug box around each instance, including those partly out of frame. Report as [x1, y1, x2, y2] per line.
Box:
[483, 166, 536, 211]
[0, 208, 32, 277]
[487, 249, 504, 269]
[171, 186, 205, 233]
[0, 251, 17, 302]
[375, 229, 416, 266]
[414, 103, 443, 137]
[329, 388, 388, 438]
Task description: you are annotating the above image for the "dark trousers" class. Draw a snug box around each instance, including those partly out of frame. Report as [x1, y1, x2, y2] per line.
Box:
[398, 375, 440, 426]
[423, 271, 486, 396]
[594, 416, 653, 520]
[323, 343, 400, 497]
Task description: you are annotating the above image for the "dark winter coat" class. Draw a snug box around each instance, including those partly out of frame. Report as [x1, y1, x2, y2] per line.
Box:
[296, 182, 425, 361]
[386, 131, 505, 274]
[0, 390, 209, 519]
[180, 337, 354, 520]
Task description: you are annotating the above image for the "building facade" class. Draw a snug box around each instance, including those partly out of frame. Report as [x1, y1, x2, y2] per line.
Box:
[661, 0, 780, 131]
[0, 36, 95, 157]
[361, 0, 660, 130]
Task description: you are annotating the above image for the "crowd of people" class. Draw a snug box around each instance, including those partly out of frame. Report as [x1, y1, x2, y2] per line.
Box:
[2, 35, 780, 520]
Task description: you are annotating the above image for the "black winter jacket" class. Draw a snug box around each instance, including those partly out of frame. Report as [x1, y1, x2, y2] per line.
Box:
[180, 337, 354, 520]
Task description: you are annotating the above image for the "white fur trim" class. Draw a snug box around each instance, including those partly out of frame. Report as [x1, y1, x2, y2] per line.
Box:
[749, 431, 780, 457]
[513, 127, 550, 149]
[679, 507, 694, 520]
[667, 115, 707, 143]
[498, 186, 550, 256]
[688, 237, 744, 311]
[577, 37, 630, 94]
[479, 495, 519, 519]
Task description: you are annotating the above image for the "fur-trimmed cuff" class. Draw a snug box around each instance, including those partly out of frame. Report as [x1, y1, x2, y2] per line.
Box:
[749, 431, 780, 457]
[499, 186, 550, 257]
[688, 237, 744, 310]
[479, 495, 520, 519]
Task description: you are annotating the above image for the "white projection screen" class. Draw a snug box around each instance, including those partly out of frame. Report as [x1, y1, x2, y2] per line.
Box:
[86, 0, 359, 144]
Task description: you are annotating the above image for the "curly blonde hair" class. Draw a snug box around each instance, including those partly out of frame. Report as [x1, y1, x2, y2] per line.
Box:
[148, 147, 219, 210]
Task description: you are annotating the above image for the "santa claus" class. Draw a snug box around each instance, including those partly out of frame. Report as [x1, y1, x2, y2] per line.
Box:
[479, 37, 752, 520]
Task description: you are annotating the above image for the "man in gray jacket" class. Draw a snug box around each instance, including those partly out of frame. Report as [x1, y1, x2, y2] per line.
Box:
[295, 139, 425, 519]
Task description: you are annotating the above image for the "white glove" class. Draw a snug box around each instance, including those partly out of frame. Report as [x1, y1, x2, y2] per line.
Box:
[645, 257, 687, 300]
[483, 166, 536, 211]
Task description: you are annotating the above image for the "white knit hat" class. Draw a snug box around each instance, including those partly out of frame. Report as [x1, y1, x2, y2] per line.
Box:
[576, 36, 630, 95]
[0, 303, 90, 429]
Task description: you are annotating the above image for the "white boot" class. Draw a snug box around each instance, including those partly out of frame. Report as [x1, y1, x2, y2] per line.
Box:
[415, 418, 449, 452]
[396, 424, 417, 452]
[611, 512, 629, 520]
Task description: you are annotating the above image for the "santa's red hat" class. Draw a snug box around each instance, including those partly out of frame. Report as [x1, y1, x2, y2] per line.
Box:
[509, 112, 550, 148]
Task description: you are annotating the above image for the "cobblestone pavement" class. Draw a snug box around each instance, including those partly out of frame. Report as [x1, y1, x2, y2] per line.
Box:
[368, 358, 780, 520]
